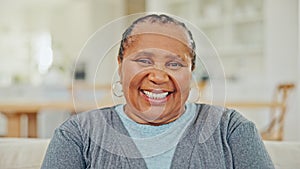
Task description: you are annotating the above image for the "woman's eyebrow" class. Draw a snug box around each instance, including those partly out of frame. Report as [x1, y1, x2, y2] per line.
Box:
[165, 54, 186, 62]
[134, 51, 155, 57]
[134, 51, 186, 62]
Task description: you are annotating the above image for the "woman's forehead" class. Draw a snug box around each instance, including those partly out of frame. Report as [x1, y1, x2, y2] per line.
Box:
[123, 33, 192, 60]
[130, 22, 190, 45]
[129, 48, 191, 61]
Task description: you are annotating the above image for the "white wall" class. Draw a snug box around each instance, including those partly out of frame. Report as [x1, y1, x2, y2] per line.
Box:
[0, 0, 126, 137]
[39, 0, 126, 137]
[298, 0, 300, 141]
[265, 0, 298, 85]
[265, 0, 299, 141]
[0, 0, 298, 140]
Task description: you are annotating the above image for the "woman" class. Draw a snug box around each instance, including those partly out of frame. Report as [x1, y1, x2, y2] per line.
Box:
[42, 14, 274, 169]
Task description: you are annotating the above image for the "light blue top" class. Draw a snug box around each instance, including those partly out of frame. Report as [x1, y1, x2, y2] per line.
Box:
[115, 103, 196, 169]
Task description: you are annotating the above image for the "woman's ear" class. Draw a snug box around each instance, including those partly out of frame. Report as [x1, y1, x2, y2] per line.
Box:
[117, 56, 122, 79]
[117, 56, 121, 64]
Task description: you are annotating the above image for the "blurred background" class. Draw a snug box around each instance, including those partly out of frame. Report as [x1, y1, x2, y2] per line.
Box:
[0, 0, 298, 141]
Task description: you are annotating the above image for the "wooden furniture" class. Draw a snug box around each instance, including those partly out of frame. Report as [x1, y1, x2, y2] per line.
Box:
[0, 101, 73, 137]
[224, 83, 295, 141]
[70, 83, 112, 114]
[198, 83, 295, 141]
[0, 83, 112, 138]
[0, 83, 295, 139]
[261, 83, 295, 141]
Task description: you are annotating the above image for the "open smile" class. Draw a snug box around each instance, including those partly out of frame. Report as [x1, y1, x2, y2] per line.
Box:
[140, 89, 173, 105]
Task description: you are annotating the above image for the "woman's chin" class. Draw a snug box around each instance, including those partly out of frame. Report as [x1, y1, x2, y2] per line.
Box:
[140, 106, 166, 120]
[137, 106, 178, 125]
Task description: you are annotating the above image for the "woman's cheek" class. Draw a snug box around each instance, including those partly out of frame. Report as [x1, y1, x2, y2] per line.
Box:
[173, 71, 192, 92]
[121, 63, 144, 90]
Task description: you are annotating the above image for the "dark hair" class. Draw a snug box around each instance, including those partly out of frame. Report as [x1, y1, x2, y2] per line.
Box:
[118, 14, 196, 70]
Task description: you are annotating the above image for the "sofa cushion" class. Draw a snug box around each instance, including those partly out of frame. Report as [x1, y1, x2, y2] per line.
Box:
[0, 138, 50, 169]
[264, 141, 300, 169]
[0, 138, 299, 169]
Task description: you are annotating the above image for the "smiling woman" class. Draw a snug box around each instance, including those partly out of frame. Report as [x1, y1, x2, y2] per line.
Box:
[117, 15, 195, 126]
[41, 14, 275, 169]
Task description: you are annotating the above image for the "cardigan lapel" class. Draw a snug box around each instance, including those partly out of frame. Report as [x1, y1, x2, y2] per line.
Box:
[109, 107, 148, 168]
[170, 104, 205, 169]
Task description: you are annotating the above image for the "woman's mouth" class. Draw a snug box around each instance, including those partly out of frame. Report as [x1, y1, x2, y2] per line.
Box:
[140, 90, 172, 105]
[143, 90, 169, 99]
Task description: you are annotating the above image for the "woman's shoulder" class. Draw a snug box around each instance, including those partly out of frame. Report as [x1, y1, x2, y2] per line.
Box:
[75, 105, 119, 120]
[195, 103, 250, 121]
[58, 105, 121, 134]
[193, 103, 254, 133]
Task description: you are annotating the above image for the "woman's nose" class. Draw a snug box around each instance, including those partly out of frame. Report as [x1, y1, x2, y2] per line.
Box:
[148, 69, 170, 84]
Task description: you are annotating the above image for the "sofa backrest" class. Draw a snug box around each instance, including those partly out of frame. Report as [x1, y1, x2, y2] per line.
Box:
[0, 138, 50, 169]
[0, 138, 299, 169]
[264, 141, 300, 169]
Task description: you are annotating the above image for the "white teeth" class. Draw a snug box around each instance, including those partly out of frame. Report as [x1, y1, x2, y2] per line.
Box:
[143, 90, 169, 99]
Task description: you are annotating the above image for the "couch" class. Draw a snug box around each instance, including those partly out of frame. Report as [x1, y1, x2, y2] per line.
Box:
[264, 141, 300, 168]
[0, 138, 299, 169]
[0, 138, 49, 169]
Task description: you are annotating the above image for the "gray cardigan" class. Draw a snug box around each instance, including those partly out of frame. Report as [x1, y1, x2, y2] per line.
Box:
[42, 103, 274, 169]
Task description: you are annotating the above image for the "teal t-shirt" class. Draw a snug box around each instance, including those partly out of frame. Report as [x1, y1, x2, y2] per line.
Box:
[115, 103, 196, 169]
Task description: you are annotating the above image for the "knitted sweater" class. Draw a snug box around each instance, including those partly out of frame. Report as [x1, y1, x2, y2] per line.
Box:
[41, 103, 274, 169]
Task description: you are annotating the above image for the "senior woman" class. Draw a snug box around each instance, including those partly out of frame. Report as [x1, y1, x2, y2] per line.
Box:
[42, 14, 274, 169]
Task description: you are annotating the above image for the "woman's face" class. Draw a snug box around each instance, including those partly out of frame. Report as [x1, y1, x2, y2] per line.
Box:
[118, 23, 193, 125]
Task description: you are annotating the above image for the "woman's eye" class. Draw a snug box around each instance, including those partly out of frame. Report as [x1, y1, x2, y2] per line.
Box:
[135, 58, 152, 66]
[166, 62, 184, 70]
